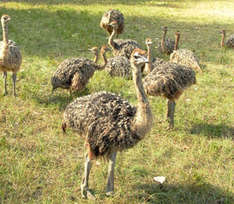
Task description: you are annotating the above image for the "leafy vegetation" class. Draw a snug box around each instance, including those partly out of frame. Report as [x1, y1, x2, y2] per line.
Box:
[0, 0, 233, 203]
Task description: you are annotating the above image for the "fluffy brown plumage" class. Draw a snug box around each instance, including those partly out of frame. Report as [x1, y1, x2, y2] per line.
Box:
[108, 20, 140, 59]
[63, 91, 138, 156]
[143, 61, 196, 129]
[220, 30, 234, 48]
[62, 48, 152, 199]
[51, 46, 109, 93]
[170, 49, 201, 72]
[105, 55, 131, 79]
[158, 26, 175, 55]
[0, 14, 22, 96]
[100, 9, 124, 35]
[143, 62, 196, 100]
[170, 31, 202, 72]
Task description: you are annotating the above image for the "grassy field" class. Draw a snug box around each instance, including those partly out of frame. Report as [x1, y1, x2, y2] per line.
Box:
[0, 0, 233, 203]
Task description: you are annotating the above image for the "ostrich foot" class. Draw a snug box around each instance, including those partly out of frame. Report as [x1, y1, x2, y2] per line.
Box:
[166, 124, 174, 130]
[81, 186, 96, 200]
[3, 91, 8, 96]
[106, 190, 114, 196]
[87, 190, 96, 200]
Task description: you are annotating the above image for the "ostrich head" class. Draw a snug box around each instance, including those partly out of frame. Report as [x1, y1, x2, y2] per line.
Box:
[145, 38, 152, 46]
[108, 20, 118, 31]
[100, 45, 111, 54]
[220, 30, 226, 37]
[162, 26, 168, 33]
[1, 14, 11, 25]
[88, 47, 99, 55]
[130, 48, 148, 71]
[175, 31, 180, 37]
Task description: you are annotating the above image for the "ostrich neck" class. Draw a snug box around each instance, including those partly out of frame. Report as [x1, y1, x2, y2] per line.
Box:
[221, 34, 225, 47]
[161, 31, 167, 52]
[145, 45, 152, 73]
[95, 51, 108, 70]
[101, 51, 107, 67]
[174, 35, 180, 50]
[132, 66, 153, 137]
[93, 52, 99, 64]
[2, 22, 8, 44]
[98, 51, 108, 70]
[1, 22, 9, 62]
[108, 28, 117, 51]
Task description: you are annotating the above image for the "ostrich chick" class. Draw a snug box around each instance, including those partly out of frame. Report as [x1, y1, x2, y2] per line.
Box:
[108, 20, 140, 59]
[158, 26, 175, 55]
[100, 9, 124, 36]
[170, 31, 202, 72]
[51, 45, 110, 94]
[105, 55, 132, 79]
[220, 30, 234, 48]
[0, 14, 22, 96]
[62, 48, 152, 199]
[143, 59, 196, 129]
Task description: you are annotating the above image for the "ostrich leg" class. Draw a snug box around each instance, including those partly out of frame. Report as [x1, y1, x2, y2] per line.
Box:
[81, 153, 95, 200]
[106, 151, 117, 196]
[167, 100, 176, 129]
[3, 71, 8, 95]
[12, 72, 17, 96]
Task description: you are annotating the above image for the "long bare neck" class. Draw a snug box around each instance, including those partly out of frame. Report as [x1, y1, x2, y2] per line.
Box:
[221, 33, 225, 48]
[108, 28, 117, 51]
[99, 51, 108, 69]
[1, 21, 8, 44]
[145, 45, 152, 73]
[1, 21, 9, 62]
[174, 34, 180, 50]
[132, 66, 153, 137]
[93, 52, 99, 63]
[161, 30, 167, 52]
[2, 22, 8, 44]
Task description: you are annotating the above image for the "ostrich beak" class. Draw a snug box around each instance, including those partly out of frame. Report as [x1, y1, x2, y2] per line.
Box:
[106, 47, 111, 52]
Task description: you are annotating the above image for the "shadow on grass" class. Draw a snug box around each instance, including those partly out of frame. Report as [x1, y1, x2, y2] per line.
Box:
[132, 182, 233, 204]
[4, 0, 185, 6]
[190, 122, 234, 139]
[7, 0, 229, 6]
[31, 88, 90, 111]
[0, 4, 232, 64]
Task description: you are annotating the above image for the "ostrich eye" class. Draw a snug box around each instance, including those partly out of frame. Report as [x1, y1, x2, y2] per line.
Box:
[134, 55, 140, 59]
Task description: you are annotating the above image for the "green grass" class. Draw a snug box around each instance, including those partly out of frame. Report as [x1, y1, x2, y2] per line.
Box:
[0, 0, 233, 203]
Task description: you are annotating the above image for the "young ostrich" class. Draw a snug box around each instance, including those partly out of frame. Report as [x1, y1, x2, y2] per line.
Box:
[143, 38, 196, 129]
[62, 48, 152, 199]
[100, 9, 124, 36]
[51, 45, 110, 94]
[220, 30, 234, 48]
[0, 14, 22, 96]
[108, 20, 140, 59]
[144, 38, 164, 74]
[105, 55, 132, 79]
[158, 26, 175, 55]
[105, 38, 153, 79]
[170, 31, 202, 72]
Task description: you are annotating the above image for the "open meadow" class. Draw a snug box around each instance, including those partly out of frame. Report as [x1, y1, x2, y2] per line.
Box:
[0, 0, 233, 203]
